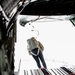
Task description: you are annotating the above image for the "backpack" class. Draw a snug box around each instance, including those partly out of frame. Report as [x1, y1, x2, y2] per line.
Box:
[38, 41, 44, 52]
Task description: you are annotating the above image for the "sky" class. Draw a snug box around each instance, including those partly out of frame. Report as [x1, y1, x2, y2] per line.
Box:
[14, 15, 75, 75]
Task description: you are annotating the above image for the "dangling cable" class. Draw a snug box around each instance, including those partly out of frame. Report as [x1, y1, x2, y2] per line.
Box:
[31, 29, 39, 39]
[29, 23, 39, 39]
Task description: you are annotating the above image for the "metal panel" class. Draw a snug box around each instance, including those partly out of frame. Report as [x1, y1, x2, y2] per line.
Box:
[0, 0, 20, 16]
